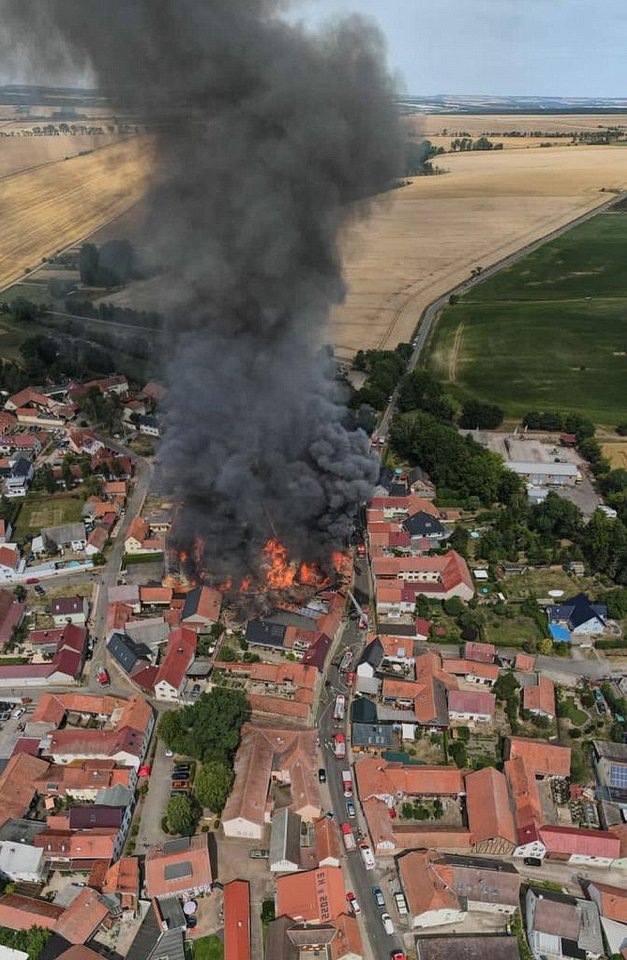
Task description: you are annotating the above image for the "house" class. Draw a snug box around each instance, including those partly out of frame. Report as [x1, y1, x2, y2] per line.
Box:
[441, 658, 499, 686]
[5, 387, 53, 412]
[85, 527, 108, 556]
[42, 522, 87, 554]
[463, 641, 495, 663]
[5, 456, 34, 498]
[525, 887, 603, 960]
[398, 850, 521, 929]
[181, 585, 222, 629]
[224, 880, 251, 960]
[222, 725, 320, 839]
[547, 594, 608, 636]
[83, 374, 129, 397]
[587, 881, 627, 924]
[154, 627, 197, 701]
[0, 588, 25, 649]
[275, 866, 346, 924]
[124, 517, 163, 555]
[373, 551, 474, 615]
[68, 428, 104, 456]
[539, 825, 620, 866]
[0, 546, 22, 581]
[355, 758, 464, 807]
[102, 856, 140, 921]
[447, 689, 495, 723]
[402, 511, 449, 543]
[506, 737, 571, 778]
[314, 817, 341, 868]
[266, 914, 363, 960]
[51, 596, 89, 627]
[139, 414, 160, 437]
[142, 381, 168, 405]
[107, 632, 152, 677]
[356, 637, 384, 679]
[523, 675, 556, 719]
[465, 767, 517, 856]
[416, 936, 520, 960]
[0, 841, 47, 883]
[245, 618, 287, 650]
[145, 834, 212, 900]
[0, 889, 109, 945]
[592, 741, 627, 804]
[352, 723, 394, 753]
[269, 808, 302, 873]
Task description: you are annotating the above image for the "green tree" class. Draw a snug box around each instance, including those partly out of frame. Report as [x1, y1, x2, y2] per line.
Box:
[450, 741, 467, 768]
[459, 399, 504, 430]
[79, 243, 99, 285]
[261, 900, 276, 925]
[415, 595, 431, 619]
[217, 645, 237, 662]
[196, 760, 234, 813]
[13, 584, 26, 603]
[158, 687, 249, 763]
[0, 925, 51, 959]
[493, 671, 520, 702]
[166, 796, 198, 836]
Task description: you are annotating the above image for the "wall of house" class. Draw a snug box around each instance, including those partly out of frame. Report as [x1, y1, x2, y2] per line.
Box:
[223, 817, 263, 840]
[412, 906, 466, 929]
[466, 899, 518, 915]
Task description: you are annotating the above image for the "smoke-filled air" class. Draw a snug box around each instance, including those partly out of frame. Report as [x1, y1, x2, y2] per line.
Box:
[1, 0, 401, 584]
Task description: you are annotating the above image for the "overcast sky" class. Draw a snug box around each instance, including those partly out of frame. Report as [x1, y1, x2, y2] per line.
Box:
[295, 0, 627, 97]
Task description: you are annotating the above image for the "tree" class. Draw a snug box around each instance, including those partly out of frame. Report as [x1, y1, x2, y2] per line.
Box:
[458, 400, 504, 430]
[538, 637, 553, 655]
[196, 760, 234, 812]
[493, 671, 520, 702]
[13, 585, 26, 603]
[415, 595, 431, 619]
[0, 926, 52, 960]
[33, 464, 57, 495]
[158, 687, 249, 763]
[602, 587, 627, 620]
[261, 900, 276, 925]
[443, 597, 464, 617]
[450, 741, 467, 768]
[217, 645, 237, 662]
[79, 243, 99, 285]
[166, 796, 198, 836]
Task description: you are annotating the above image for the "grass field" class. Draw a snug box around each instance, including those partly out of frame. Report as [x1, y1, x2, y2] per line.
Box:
[194, 936, 224, 960]
[482, 614, 542, 648]
[427, 211, 627, 425]
[15, 494, 85, 539]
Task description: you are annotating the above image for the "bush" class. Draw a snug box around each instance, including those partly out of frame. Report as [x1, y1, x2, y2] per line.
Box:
[261, 900, 276, 925]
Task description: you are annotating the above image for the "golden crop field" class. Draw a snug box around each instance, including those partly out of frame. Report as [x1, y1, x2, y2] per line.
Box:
[0, 132, 125, 179]
[601, 442, 627, 469]
[0, 137, 154, 291]
[405, 113, 627, 136]
[329, 143, 627, 357]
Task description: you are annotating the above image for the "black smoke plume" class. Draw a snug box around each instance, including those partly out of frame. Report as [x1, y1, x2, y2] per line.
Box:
[1, 0, 401, 583]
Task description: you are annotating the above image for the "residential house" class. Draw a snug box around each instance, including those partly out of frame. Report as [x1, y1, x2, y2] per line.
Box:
[402, 510, 449, 544]
[0, 889, 109, 945]
[51, 596, 89, 627]
[5, 387, 53, 412]
[181, 585, 222, 629]
[83, 374, 129, 397]
[587, 882, 627, 957]
[506, 737, 571, 778]
[102, 856, 140, 921]
[107, 632, 152, 678]
[5, 456, 34, 498]
[86, 527, 108, 556]
[224, 880, 251, 960]
[352, 723, 394, 754]
[398, 850, 521, 929]
[547, 594, 608, 637]
[523, 676, 556, 719]
[441, 658, 499, 686]
[0, 589, 26, 648]
[314, 817, 341, 868]
[539, 825, 620, 866]
[275, 866, 347, 924]
[266, 914, 363, 960]
[525, 887, 603, 960]
[42, 522, 87, 554]
[447, 689, 495, 723]
[356, 637, 384, 679]
[145, 834, 212, 900]
[124, 517, 163, 555]
[222, 725, 320, 840]
[463, 641, 495, 663]
[592, 741, 627, 805]
[269, 808, 302, 873]
[373, 551, 474, 616]
[416, 936, 520, 960]
[139, 414, 160, 437]
[466, 767, 517, 856]
[0, 546, 23, 581]
[0, 841, 47, 883]
[154, 627, 197, 702]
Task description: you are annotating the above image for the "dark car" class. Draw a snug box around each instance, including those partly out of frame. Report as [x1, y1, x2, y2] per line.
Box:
[523, 857, 543, 867]
[318, 768, 327, 784]
[372, 886, 385, 908]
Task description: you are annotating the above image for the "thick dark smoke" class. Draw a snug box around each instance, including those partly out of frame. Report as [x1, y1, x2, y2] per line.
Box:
[2, 0, 401, 582]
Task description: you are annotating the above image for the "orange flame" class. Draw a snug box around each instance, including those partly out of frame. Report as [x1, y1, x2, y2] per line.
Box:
[298, 562, 319, 585]
[332, 551, 345, 573]
[217, 577, 233, 592]
[262, 538, 297, 589]
[179, 550, 188, 564]
[239, 577, 252, 592]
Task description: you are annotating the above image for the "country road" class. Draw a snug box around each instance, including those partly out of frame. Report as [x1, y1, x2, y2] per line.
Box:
[376, 188, 627, 441]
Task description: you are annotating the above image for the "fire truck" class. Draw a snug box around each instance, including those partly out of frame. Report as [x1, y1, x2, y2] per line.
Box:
[333, 695, 345, 721]
[333, 733, 346, 759]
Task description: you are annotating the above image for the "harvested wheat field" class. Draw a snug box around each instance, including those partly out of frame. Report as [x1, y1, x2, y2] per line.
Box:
[0, 137, 154, 291]
[329, 144, 627, 358]
[0, 132, 127, 180]
[405, 113, 627, 136]
[602, 442, 627, 469]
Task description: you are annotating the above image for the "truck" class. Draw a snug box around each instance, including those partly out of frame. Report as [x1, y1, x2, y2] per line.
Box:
[394, 892, 409, 917]
[341, 823, 356, 852]
[333, 695, 345, 721]
[341, 769, 353, 797]
[359, 844, 376, 871]
[96, 666, 110, 686]
[333, 733, 346, 759]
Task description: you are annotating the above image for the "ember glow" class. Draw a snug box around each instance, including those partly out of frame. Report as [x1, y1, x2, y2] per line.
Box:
[262, 539, 297, 590]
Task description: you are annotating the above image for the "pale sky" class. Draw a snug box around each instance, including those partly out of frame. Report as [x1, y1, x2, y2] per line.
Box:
[295, 0, 627, 97]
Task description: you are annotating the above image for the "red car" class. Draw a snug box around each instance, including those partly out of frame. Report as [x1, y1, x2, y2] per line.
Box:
[391, 953, 406, 960]
[25, 578, 39, 584]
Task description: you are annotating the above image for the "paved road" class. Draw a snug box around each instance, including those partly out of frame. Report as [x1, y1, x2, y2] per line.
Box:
[316, 561, 406, 960]
[376, 188, 627, 443]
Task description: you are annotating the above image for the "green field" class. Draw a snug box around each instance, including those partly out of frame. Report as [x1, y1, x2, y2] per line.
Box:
[194, 936, 224, 960]
[427, 210, 627, 425]
[15, 494, 85, 539]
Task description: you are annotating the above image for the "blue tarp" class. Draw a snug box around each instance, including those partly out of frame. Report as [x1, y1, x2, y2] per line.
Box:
[549, 624, 571, 642]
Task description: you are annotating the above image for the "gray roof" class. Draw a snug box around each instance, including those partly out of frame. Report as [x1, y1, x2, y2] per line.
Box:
[352, 723, 394, 749]
[416, 936, 520, 960]
[158, 897, 186, 930]
[270, 808, 301, 869]
[42, 522, 86, 547]
[358, 637, 384, 670]
[505, 461, 578, 477]
[266, 916, 298, 960]
[403, 511, 447, 538]
[126, 617, 170, 650]
[592, 740, 627, 763]
[107, 632, 152, 674]
[0, 818, 47, 844]
[164, 860, 192, 881]
[355, 676, 381, 696]
[0, 840, 44, 875]
[96, 784, 134, 807]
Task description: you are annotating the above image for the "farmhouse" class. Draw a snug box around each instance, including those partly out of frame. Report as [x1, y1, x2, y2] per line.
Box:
[525, 887, 603, 960]
[447, 689, 495, 723]
[145, 834, 212, 900]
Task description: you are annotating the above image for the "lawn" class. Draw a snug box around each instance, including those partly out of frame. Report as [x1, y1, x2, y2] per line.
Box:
[15, 494, 85, 539]
[427, 210, 627, 426]
[499, 567, 599, 600]
[482, 613, 542, 648]
[560, 697, 589, 727]
[194, 935, 224, 960]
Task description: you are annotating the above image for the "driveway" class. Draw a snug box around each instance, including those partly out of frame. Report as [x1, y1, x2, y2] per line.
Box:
[136, 740, 172, 849]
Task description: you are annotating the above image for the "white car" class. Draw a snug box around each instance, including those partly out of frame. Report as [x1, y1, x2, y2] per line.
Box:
[346, 893, 361, 915]
[381, 913, 394, 935]
[165, 748, 173, 758]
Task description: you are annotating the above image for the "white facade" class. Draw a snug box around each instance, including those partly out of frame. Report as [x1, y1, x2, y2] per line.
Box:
[0, 842, 47, 883]
[222, 816, 263, 840]
[411, 905, 466, 929]
[154, 679, 183, 702]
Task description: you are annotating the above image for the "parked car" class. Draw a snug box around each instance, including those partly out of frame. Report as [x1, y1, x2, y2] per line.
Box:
[249, 849, 269, 859]
[171, 781, 189, 789]
[34, 585, 46, 597]
[523, 857, 543, 867]
[165, 748, 173, 758]
[12, 709, 24, 720]
[346, 892, 361, 915]
[372, 886, 385, 908]
[391, 952, 407, 960]
[346, 800, 356, 819]
[381, 913, 394, 936]
[170, 790, 188, 797]
[318, 768, 327, 783]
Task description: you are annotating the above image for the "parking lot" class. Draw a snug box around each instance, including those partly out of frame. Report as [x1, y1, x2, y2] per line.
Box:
[0, 703, 33, 760]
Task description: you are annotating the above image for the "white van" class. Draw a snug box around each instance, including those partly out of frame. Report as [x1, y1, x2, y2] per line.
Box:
[381, 913, 394, 935]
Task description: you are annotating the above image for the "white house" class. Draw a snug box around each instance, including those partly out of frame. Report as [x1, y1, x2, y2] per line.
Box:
[0, 841, 47, 883]
[51, 595, 89, 627]
[447, 689, 495, 723]
[0, 546, 23, 582]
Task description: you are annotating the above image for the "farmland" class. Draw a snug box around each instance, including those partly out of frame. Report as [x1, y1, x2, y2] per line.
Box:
[0, 137, 154, 291]
[0, 131, 124, 180]
[328, 142, 627, 358]
[426, 210, 627, 425]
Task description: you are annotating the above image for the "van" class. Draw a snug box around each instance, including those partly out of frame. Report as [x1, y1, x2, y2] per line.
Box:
[381, 913, 394, 935]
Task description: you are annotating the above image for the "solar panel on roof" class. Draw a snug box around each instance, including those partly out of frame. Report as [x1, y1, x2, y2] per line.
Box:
[163, 837, 190, 854]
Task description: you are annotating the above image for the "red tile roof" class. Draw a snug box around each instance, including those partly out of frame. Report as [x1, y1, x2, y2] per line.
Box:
[51, 596, 85, 617]
[276, 867, 346, 923]
[464, 641, 496, 663]
[125, 516, 149, 543]
[315, 817, 341, 865]
[155, 627, 196, 692]
[224, 880, 251, 960]
[0, 893, 63, 930]
[507, 737, 571, 777]
[465, 767, 517, 846]
[87, 527, 108, 551]
[505, 756, 543, 840]
[539, 825, 620, 859]
[589, 882, 627, 923]
[523, 676, 556, 717]
[448, 689, 495, 716]
[140, 586, 173, 605]
[0, 546, 19, 570]
[398, 850, 460, 918]
[55, 887, 110, 944]
[145, 834, 212, 898]
[441, 658, 500, 682]
[0, 752, 50, 827]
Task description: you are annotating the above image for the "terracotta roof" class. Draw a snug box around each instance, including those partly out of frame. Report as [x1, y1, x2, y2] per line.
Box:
[331, 912, 363, 960]
[356, 758, 463, 801]
[463, 641, 496, 663]
[276, 867, 346, 923]
[140, 585, 173, 605]
[372, 551, 473, 594]
[0, 546, 18, 570]
[362, 798, 396, 848]
[224, 880, 251, 960]
[589, 882, 627, 923]
[0, 752, 50, 827]
[103, 481, 126, 496]
[507, 737, 571, 777]
[314, 817, 341, 865]
[55, 887, 110, 944]
[392, 825, 472, 851]
[182, 585, 222, 623]
[448, 689, 495, 716]
[523, 676, 556, 716]
[125, 516, 149, 543]
[35, 829, 117, 860]
[0, 893, 63, 930]
[515, 653, 536, 672]
[7, 387, 52, 409]
[398, 850, 460, 918]
[441, 658, 500, 681]
[504, 756, 542, 840]
[539, 825, 620, 859]
[145, 834, 212, 898]
[465, 767, 517, 846]
[155, 626, 196, 692]
[370, 494, 439, 516]
[55, 948, 103, 960]
[87, 527, 108, 551]
[610, 824, 627, 858]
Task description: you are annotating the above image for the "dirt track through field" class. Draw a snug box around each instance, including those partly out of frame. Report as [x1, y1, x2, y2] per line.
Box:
[448, 322, 464, 381]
